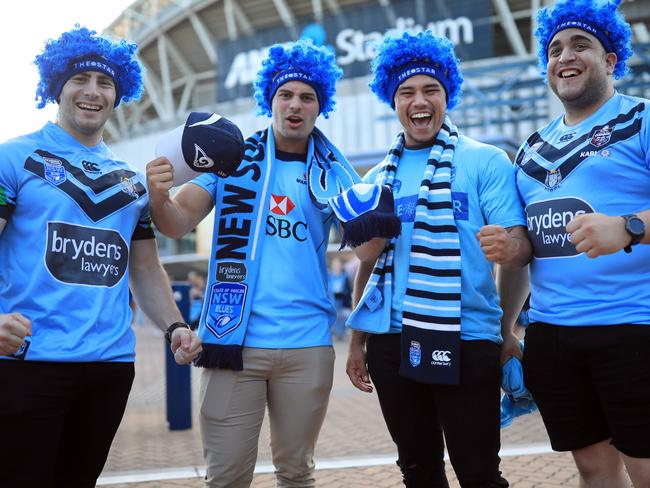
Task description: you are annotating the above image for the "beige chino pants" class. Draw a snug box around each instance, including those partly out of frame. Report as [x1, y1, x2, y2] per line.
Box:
[199, 346, 335, 488]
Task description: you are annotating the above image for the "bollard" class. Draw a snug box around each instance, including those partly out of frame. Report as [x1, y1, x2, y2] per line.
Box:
[166, 281, 193, 430]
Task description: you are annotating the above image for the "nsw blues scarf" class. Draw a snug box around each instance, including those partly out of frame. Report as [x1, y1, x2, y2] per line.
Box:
[195, 125, 360, 369]
[347, 117, 461, 384]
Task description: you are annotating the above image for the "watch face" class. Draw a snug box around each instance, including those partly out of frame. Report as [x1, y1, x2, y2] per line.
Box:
[628, 217, 646, 236]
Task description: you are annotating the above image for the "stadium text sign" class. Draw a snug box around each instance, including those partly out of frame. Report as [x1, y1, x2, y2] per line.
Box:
[217, 0, 490, 102]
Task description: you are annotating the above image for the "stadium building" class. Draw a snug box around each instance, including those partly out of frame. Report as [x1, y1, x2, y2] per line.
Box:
[103, 0, 650, 276]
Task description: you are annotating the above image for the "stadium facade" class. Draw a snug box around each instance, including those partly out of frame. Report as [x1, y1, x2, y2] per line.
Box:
[103, 0, 650, 275]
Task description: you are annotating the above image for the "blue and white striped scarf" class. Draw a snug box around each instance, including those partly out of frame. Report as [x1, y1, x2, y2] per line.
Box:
[348, 117, 461, 384]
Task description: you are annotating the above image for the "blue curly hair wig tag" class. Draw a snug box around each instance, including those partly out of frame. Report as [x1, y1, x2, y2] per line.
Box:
[535, 0, 632, 80]
[34, 25, 144, 108]
[369, 31, 463, 111]
[254, 39, 342, 118]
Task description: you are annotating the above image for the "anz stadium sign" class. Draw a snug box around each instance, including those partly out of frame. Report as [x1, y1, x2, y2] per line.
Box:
[216, 0, 492, 103]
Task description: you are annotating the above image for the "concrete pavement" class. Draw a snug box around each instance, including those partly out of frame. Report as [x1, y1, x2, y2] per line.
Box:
[97, 325, 579, 487]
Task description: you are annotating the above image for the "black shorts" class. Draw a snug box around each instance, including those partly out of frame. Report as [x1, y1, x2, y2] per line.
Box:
[522, 322, 650, 458]
[0, 360, 135, 487]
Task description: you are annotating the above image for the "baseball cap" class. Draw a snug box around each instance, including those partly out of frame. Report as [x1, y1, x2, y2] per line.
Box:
[155, 112, 245, 186]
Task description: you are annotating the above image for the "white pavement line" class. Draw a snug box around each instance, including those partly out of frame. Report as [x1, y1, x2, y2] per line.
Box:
[97, 444, 553, 486]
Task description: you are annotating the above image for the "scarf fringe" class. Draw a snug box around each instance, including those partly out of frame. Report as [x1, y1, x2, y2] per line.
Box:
[193, 344, 243, 370]
[340, 213, 402, 249]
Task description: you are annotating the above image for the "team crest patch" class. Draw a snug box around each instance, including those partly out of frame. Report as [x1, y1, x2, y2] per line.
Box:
[193, 144, 214, 169]
[591, 126, 612, 148]
[409, 340, 421, 367]
[544, 169, 562, 191]
[43, 157, 66, 185]
[522, 142, 543, 163]
[206, 282, 247, 338]
[120, 177, 139, 199]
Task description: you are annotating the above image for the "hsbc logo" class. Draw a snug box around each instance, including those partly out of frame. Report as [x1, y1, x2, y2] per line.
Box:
[431, 350, 451, 363]
[270, 194, 295, 215]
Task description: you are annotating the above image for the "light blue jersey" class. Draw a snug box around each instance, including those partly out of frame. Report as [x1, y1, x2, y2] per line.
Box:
[365, 135, 525, 342]
[192, 150, 335, 348]
[0, 122, 154, 362]
[515, 92, 650, 326]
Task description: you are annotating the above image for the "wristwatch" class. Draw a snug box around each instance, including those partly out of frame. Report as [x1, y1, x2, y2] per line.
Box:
[622, 214, 645, 253]
[165, 322, 191, 344]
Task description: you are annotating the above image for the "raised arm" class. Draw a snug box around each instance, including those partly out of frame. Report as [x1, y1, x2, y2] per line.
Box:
[146, 157, 214, 238]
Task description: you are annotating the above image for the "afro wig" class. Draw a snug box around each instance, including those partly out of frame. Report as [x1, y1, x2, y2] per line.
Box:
[34, 25, 144, 108]
[369, 31, 463, 110]
[535, 0, 632, 80]
[254, 39, 342, 118]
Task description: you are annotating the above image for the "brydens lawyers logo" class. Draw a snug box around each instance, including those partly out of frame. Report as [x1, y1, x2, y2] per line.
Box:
[270, 194, 295, 215]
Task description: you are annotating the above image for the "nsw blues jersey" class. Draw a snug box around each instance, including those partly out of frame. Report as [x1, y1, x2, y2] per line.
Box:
[515, 93, 650, 326]
[193, 150, 336, 348]
[365, 135, 526, 343]
[0, 122, 154, 362]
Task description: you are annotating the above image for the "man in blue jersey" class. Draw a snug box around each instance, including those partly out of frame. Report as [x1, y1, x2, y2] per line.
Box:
[508, 0, 650, 486]
[345, 31, 531, 488]
[0, 27, 201, 487]
[146, 40, 365, 487]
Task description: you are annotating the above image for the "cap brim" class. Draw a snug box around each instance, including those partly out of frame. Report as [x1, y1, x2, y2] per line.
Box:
[155, 124, 200, 186]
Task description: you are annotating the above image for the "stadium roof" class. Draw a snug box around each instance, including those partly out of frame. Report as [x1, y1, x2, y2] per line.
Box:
[104, 0, 650, 142]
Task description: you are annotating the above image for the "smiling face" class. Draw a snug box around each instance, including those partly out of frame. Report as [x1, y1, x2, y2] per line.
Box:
[271, 80, 319, 153]
[394, 75, 447, 149]
[547, 28, 616, 121]
[56, 71, 116, 146]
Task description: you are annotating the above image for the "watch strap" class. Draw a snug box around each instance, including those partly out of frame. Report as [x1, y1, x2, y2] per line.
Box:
[165, 322, 191, 344]
[622, 214, 645, 253]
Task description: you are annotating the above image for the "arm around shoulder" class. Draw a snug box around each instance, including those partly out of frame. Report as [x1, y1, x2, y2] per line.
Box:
[352, 237, 386, 264]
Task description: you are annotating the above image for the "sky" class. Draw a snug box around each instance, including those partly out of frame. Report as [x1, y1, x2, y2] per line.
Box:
[0, 0, 135, 142]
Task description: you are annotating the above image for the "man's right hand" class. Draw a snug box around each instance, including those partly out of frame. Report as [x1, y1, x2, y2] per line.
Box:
[346, 340, 373, 393]
[146, 157, 174, 205]
[0, 313, 31, 356]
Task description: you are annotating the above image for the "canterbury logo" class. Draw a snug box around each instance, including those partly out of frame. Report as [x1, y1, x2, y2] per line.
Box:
[193, 144, 214, 169]
[431, 350, 451, 362]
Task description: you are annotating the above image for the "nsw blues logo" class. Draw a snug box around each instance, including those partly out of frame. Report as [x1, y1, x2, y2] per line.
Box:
[409, 340, 421, 367]
[206, 282, 247, 338]
[43, 157, 66, 185]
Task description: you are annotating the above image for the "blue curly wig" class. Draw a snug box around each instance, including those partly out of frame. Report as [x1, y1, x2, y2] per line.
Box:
[370, 31, 463, 110]
[34, 25, 144, 108]
[535, 0, 632, 80]
[254, 39, 342, 118]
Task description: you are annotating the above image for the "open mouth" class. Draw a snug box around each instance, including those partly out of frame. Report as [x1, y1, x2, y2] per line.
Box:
[286, 115, 303, 126]
[77, 102, 102, 112]
[410, 112, 432, 128]
[558, 69, 580, 79]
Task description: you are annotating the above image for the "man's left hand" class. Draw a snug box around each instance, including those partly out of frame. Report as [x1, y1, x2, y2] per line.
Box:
[500, 330, 522, 365]
[170, 328, 202, 365]
[566, 213, 629, 258]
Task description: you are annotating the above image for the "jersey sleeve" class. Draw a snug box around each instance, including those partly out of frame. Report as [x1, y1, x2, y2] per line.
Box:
[189, 173, 218, 202]
[478, 150, 526, 228]
[641, 103, 650, 170]
[132, 206, 155, 240]
[362, 163, 383, 184]
[0, 143, 19, 221]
